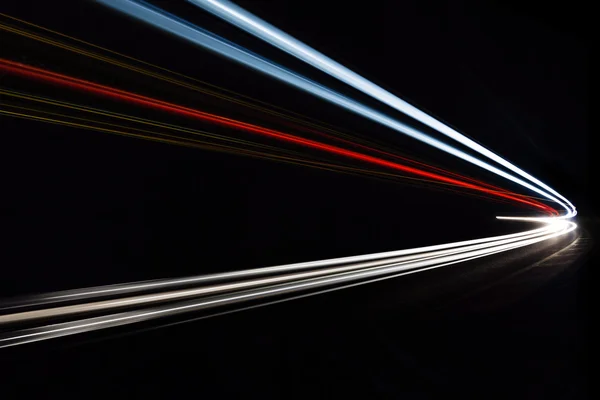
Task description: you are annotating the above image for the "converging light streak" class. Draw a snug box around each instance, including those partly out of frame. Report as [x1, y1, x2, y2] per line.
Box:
[0, 16, 374, 150]
[0, 12, 564, 208]
[0, 12, 557, 204]
[0, 225, 567, 324]
[0, 222, 557, 313]
[97, 0, 574, 216]
[0, 3, 579, 348]
[188, 0, 576, 217]
[0, 58, 554, 213]
[2, 97, 502, 192]
[0, 218, 577, 347]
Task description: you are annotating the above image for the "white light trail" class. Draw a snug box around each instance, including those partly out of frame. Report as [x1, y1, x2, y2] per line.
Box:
[96, 0, 575, 216]
[0, 223, 556, 311]
[188, 0, 576, 216]
[0, 1, 578, 348]
[0, 218, 577, 347]
[0, 219, 566, 324]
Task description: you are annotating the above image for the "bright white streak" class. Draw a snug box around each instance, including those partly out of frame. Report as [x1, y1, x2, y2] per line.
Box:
[0, 220, 564, 324]
[0, 223, 555, 309]
[189, 0, 576, 216]
[97, 0, 573, 216]
[0, 218, 576, 348]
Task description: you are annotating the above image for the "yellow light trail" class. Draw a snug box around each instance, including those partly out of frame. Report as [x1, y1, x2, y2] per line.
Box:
[0, 104, 509, 198]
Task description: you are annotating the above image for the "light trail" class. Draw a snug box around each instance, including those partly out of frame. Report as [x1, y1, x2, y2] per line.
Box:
[97, 0, 574, 216]
[0, 17, 371, 149]
[0, 102, 503, 195]
[0, 218, 577, 347]
[0, 2, 579, 347]
[0, 90, 319, 160]
[0, 82, 534, 200]
[0, 11, 373, 144]
[0, 58, 554, 213]
[0, 222, 557, 313]
[188, 0, 576, 217]
[0, 16, 537, 199]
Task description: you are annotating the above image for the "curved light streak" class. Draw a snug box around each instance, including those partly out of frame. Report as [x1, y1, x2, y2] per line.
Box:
[0, 222, 558, 313]
[188, 0, 576, 217]
[0, 58, 553, 214]
[0, 2, 579, 347]
[97, 0, 575, 216]
[0, 17, 540, 201]
[0, 218, 577, 347]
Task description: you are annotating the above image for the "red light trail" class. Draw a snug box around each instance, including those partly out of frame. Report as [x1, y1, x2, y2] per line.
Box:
[0, 58, 557, 215]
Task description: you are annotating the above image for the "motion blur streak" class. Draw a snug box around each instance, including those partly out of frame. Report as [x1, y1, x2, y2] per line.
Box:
[0, 219, 577, 347]
[0, 223, 557, 314]
[0, 17, 372, 147]
[0, 12, 553, 204]
[1, 106, 436, 188]
[0, 2, 579, 349]
[0, 70, 532, 200]
[188, 0, 576, 216]
[0, 59, 554, 213]
[1, 101, 502, 193]
[96, 0, 574, 216]
[0, 91, 531, 200]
